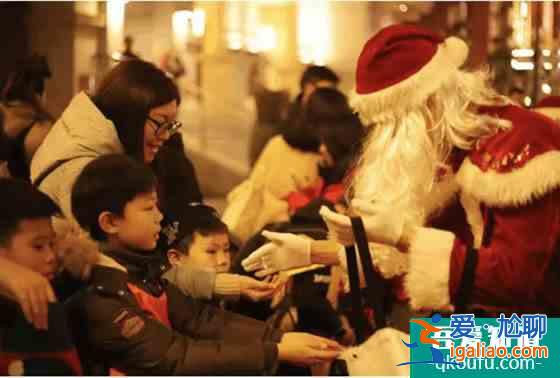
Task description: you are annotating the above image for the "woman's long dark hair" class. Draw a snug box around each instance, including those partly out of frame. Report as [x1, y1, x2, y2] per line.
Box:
[283, 87, 357, 153]
[306, 88, 365, 183]
[91, 60, 180, 160]
[1, 55, 53, 122]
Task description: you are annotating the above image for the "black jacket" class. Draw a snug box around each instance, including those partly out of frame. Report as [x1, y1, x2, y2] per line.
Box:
[66, 248, 282, 376]
[152, 133, 203, 211]
[1, 298, 82, 375]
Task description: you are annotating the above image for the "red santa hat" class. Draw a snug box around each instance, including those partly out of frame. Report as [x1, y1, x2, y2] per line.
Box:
[350, 24, 469, 125]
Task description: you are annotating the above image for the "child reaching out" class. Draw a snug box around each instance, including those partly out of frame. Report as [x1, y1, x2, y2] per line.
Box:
[162, 203, 280, 304]
[68, 154, 342, 375]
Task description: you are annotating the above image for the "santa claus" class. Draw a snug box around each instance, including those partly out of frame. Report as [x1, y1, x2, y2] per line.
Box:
[242, 24, 560, 314]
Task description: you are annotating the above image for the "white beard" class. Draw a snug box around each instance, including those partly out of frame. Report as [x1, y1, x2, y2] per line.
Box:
[352, 116, 453, 227]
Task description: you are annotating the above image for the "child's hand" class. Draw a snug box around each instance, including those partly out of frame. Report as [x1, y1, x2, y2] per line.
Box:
[0, 257, 56, 330]
[238, 276, 276, 302]
[268, 274, 290, 308]
[277, 332, 343, 366]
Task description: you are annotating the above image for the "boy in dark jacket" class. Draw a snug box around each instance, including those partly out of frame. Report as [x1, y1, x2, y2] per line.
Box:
[0, 178, 82, 375]
[68, 154, 341, 375]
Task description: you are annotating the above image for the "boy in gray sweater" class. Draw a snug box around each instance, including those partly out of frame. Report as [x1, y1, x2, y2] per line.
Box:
[162, 204, 277, 303]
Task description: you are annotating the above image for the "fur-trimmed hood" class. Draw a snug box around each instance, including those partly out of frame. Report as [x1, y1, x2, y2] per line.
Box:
[55, 221, 125, 281]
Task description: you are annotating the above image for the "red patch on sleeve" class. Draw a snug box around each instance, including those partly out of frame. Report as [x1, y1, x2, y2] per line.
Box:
[113, 310, 145, 339]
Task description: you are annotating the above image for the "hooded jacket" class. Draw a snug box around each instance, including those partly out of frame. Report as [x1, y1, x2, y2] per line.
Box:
[30, 92, 124, 222]
[65, 245, 282, 375]
[30, 92, 202, 226]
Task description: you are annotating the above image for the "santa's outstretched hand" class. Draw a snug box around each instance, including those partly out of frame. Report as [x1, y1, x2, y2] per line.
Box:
[319, 199, 405, 247]
[241, 231, 311, 277]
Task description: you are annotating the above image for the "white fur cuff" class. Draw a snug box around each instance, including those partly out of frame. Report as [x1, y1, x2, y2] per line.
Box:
[456, 151, 560, 208]
[337, 242, 409, 293]
[405, 227, 455, 310]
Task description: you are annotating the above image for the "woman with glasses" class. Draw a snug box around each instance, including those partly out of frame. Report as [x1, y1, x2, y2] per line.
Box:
[21, 60, 342, 375]
[29, 60, 273, 308]
[30, 59, 202, 228]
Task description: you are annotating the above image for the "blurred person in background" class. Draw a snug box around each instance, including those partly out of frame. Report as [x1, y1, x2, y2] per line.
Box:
[508, 86, 525, 106]
[121, 35, 140, 61]
[249, 88, 290, 166]
[284, 65, 340, 130]
[0, 55, 53, 180]
[224, 87, 352, 244]
[112, 35, 141, 63]
[287, 87, 365, 220]
[249, 65, 340, 166]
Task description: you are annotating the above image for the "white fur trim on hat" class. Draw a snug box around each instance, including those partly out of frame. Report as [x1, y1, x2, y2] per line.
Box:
[456, 151, 560, 208]
[350, 36, 469, 125]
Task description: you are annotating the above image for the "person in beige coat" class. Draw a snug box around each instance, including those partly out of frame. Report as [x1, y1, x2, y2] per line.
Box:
[223, 87, 358, 245]
[30, 60, 199, 227]
[223, 133, 321, 244]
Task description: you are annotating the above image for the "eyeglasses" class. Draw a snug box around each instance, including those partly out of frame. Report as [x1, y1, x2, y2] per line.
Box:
[147, 116, 182, 137]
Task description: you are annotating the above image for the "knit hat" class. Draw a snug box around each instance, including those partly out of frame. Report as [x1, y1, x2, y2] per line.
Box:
[160, 203, 225, 249]
[350, 24, 469, 125]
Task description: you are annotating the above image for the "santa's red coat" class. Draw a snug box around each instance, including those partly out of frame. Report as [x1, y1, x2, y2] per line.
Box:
[404, 105, 560, 314]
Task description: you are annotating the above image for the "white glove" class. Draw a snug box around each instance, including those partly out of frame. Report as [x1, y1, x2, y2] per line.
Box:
[319, 199, 404, 247]
[241, 231, 312, 277]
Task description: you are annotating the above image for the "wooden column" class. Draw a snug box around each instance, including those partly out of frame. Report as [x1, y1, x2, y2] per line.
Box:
[0, 3, 29, 88]
[466, 2, 490, 69]
[418, 3, 449, 35]
[554, 1, 560, 40]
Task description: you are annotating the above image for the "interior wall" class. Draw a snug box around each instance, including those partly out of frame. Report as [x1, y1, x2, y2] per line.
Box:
[124, 1, 191, 66]
[26, 2, 76, 118]
[329, 2, 376, 94]
[0, 3, 29, 93]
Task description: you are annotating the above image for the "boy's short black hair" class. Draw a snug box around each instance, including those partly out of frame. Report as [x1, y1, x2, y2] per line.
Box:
[162, 204, 228, 255]
[300, 65, 339, 90]
[71, 154, 157, 241]
[0, 178, 60, 247]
